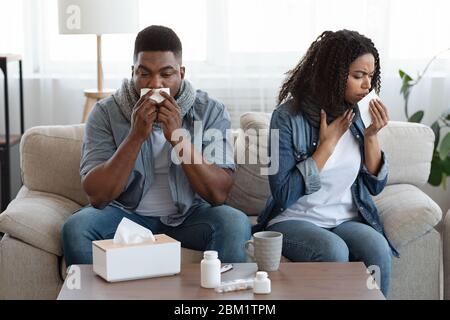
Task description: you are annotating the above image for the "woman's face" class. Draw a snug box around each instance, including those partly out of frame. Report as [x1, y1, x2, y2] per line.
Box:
[345, 53, 375, 105]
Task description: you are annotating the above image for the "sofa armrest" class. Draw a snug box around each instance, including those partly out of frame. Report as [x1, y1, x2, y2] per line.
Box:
[373, 184, 442, 249]
[443, 209, 450, 299]
[20, 125, 89, 206]
[0, 186, 81, 256]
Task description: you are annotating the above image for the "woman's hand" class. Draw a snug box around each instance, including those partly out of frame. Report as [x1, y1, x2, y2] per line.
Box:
[312, 109, 354, 171]
[319, 109, 355, 150]
[365, 99, 389, 137]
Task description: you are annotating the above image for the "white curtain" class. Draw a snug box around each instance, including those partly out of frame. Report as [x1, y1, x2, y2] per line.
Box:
[1, 0, 450, 129]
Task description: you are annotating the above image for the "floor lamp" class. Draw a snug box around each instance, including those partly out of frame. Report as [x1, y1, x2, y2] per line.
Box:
[58, 0, 138, 122]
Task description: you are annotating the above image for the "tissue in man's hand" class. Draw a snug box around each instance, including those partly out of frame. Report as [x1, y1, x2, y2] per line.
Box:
[357, 90, 380, 128]
[113, 217, 155, 244]
[140, 88, 170, 103]
[92, 218, 180, 282]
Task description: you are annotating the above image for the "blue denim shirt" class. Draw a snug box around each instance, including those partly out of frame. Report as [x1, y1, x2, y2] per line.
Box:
[254, 100, 399, 257]
[80, 90, 235, 227]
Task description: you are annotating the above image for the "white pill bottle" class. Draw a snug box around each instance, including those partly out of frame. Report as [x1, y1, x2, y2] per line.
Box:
[253, 271, 271, 294]
[201, 250, 221, 288]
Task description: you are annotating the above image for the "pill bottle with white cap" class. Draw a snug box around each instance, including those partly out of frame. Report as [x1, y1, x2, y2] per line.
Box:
[201, 250, 221, 288]
[253, 271, 271, 294]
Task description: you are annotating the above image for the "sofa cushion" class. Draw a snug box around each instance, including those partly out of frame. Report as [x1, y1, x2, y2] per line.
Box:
[20, 125, 89, 206]
[0, 187, 81, 256]
[226, 112, 272, 216]
[374, 184, 442, 248]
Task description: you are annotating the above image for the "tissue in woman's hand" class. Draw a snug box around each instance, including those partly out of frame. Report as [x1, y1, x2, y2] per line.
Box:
[113, 217, 155, 244]
[357, 90, 380, 128]
[140, 88, 171, 103]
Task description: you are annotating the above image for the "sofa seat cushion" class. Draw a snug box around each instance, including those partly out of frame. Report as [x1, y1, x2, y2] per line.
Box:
[0, 187, 81, 256]
[374, 184, 442, 248]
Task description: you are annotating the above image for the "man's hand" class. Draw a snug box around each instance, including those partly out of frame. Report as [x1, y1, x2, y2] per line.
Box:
[129, 90, 158, 143]
[158, 90, 183, 144]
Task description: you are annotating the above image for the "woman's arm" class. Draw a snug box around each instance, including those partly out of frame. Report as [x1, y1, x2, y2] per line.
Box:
[268, 108, 354, 208]
[361, 98, 389, 195]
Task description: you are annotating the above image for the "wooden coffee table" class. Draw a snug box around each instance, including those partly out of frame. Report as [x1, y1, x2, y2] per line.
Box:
[57, 262, 385, 300]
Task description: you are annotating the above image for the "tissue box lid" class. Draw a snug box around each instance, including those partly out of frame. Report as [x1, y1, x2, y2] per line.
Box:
[92, 234, 179, 252]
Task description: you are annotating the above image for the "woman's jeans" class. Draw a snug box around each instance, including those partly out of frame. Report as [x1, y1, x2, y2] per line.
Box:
[267, 219, 392, 297]
[62, 203, 252, 266]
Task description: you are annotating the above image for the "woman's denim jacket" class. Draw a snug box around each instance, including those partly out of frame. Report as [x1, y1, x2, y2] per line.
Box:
[254, 100, 399, 257]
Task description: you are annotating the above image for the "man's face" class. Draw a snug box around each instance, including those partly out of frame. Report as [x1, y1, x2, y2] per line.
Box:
[132, 51, 185, 97]
[345, 53, 375, 105]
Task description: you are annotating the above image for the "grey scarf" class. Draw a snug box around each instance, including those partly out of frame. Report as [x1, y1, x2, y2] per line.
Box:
[113, 78, 196, 122]
[298, 96, 358, 128]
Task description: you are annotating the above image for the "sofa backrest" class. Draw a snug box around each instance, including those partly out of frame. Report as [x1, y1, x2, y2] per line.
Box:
[377, 121, 434, 186]
[19, 114, 435, 216]
[225, 113, 272, 216]
[225, 113, 435, 216]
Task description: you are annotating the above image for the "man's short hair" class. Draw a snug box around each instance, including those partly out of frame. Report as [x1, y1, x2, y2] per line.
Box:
[133, 25, 182, 63]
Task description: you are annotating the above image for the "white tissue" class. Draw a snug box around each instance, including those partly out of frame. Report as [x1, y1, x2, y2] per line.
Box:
[113, 217, 156, 244]
[140, 88, 171, 104]
[357, 90, 380, 128]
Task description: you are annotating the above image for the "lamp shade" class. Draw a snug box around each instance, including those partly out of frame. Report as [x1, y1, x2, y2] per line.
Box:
[58, 0, 139, 35]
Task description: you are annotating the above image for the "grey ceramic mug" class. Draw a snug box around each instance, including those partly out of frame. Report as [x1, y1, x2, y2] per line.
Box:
[244, 231, 283, 271]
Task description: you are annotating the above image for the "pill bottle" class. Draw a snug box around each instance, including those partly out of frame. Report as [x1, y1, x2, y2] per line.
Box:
[201, 250, 221, 288]
[253, 271, 271, 294]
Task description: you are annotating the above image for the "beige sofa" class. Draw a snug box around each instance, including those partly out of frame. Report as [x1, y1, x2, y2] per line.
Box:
[0, 113, 443, 299]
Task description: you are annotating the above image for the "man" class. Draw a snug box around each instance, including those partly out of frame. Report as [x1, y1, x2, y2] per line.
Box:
[62, 25, 251, 266]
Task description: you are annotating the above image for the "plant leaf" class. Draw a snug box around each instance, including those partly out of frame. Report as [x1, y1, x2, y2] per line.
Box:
[399, 69, 413, 96]
[428, 155, 443, 186]
[442, 156, 450, 175]
[399, 69, 413, 82]
[431, 121, 441, 150]
[439, 133, 450, 160]
[408, 110, 424, 123]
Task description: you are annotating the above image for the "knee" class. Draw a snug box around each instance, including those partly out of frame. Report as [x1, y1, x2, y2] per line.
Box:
[368, 236, 392, 267]
[209, 206, 252, 241]
[315, 237, 349, 262]
[61, 209, 96, 244]
[61, 214, 81, 244]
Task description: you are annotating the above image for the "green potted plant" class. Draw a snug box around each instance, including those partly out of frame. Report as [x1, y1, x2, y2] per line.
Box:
[399, 48, 450, 188]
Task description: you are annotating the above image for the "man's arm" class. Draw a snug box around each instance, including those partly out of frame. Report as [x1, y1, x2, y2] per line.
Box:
[82, 133, 144, 208]
[82, 91, 158, 208]
[158, 91, 233, 206]
[173, 139, 233, 205]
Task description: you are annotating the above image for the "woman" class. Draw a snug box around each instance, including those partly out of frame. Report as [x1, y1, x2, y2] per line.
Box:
[254, 30, 398, 296]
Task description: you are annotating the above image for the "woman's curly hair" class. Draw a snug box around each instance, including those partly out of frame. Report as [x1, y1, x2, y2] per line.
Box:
[278, 30, 381, 114]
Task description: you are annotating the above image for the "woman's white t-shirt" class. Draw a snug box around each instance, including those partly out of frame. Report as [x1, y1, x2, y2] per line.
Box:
[135, 127, 179, 217]
[268, 129, 361, 229]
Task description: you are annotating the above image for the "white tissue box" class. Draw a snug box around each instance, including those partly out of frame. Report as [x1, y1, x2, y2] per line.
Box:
[92, 234, 181, 282]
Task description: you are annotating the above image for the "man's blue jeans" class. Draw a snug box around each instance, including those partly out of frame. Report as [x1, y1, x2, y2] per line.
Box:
[62, 203, 252, 266]
[266, 219, 392, 297]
